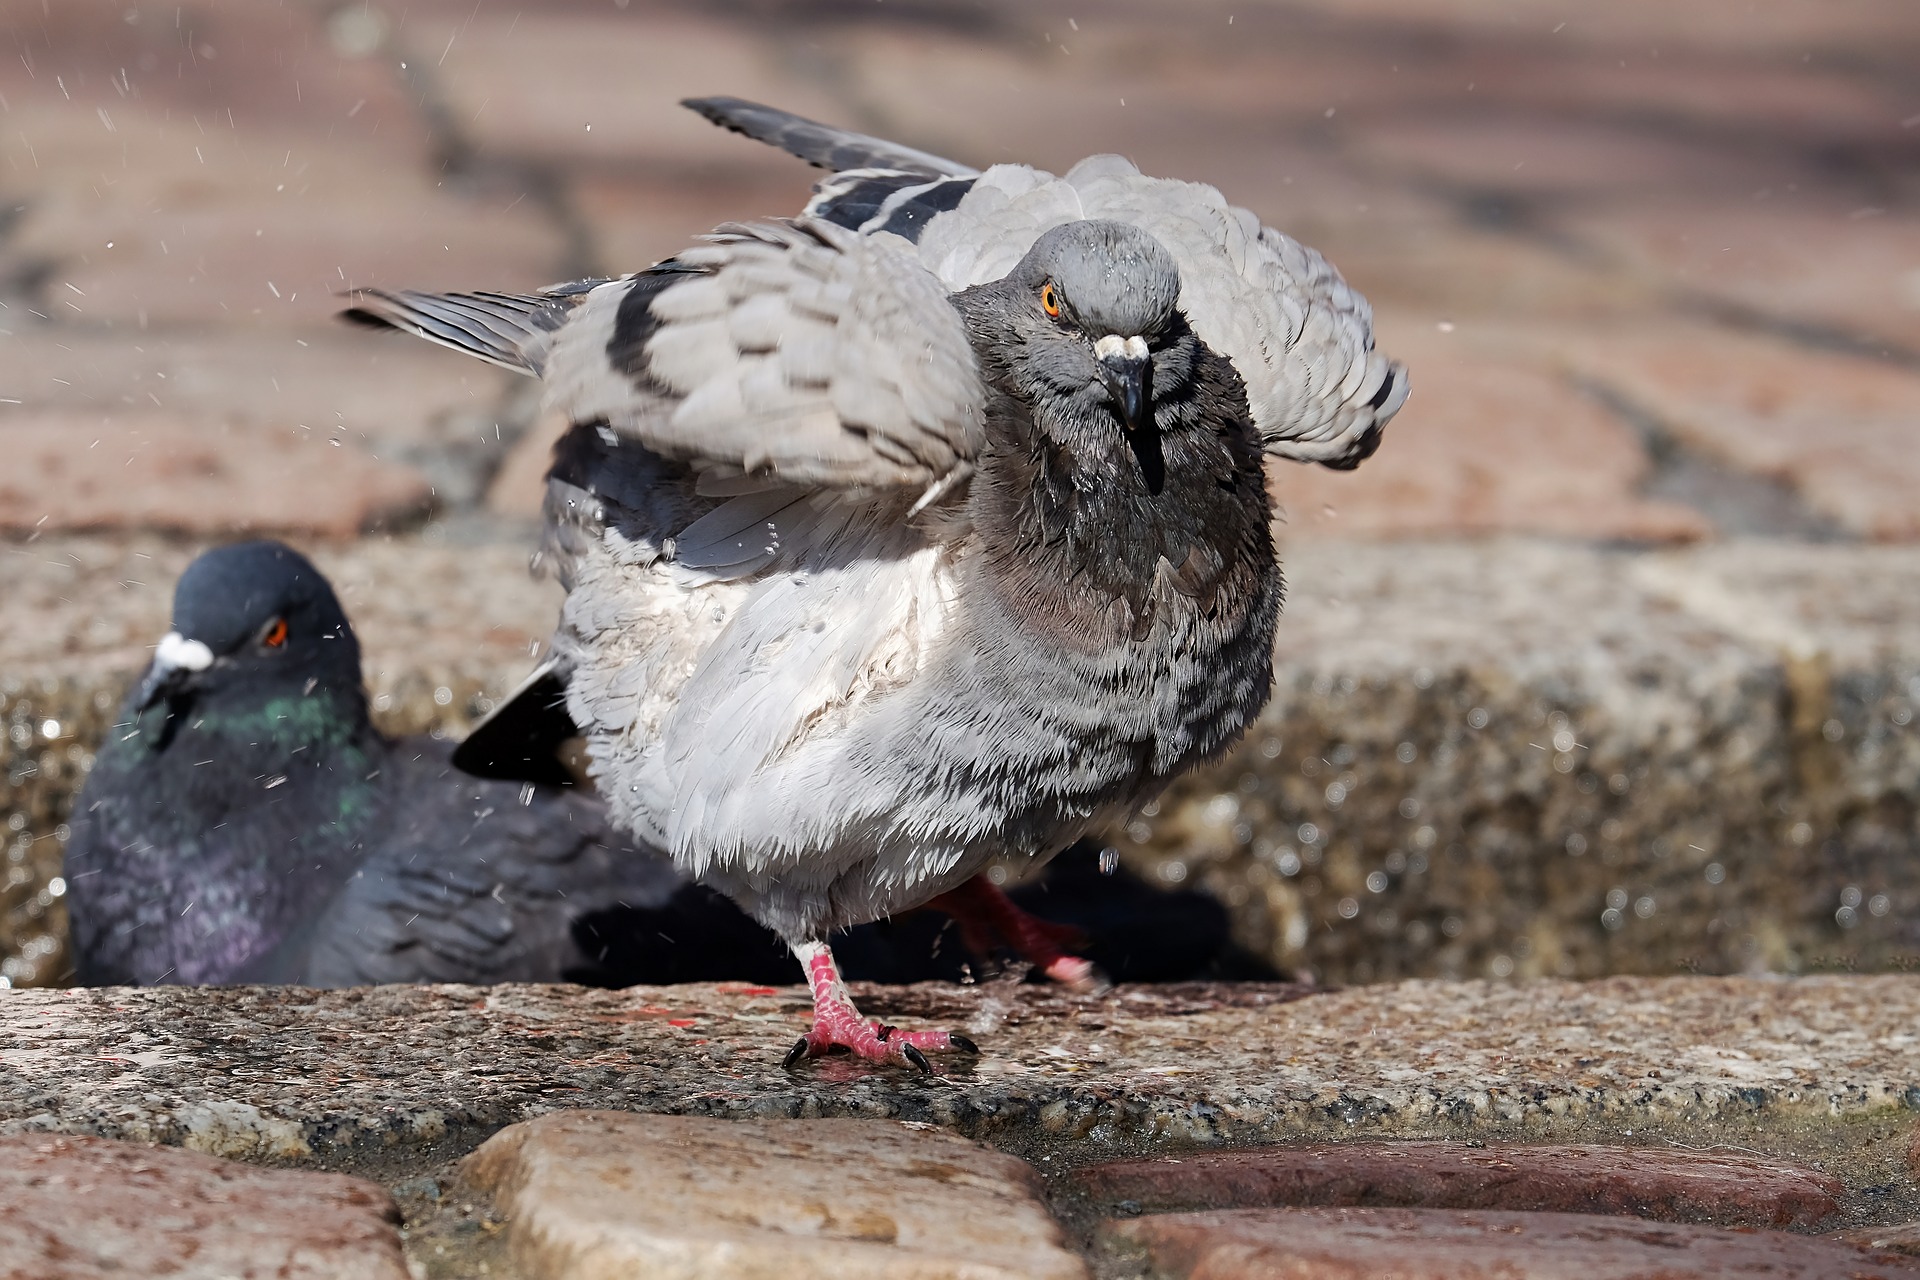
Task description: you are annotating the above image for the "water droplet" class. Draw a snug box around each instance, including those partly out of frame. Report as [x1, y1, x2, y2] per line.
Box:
[1097, 847, 1119, 876]
[1704, 862, 1725, 884]
[1633, 896, 1655, 919]
[1365, 871, 1389, 894]
[1337, 897, 1359, 919]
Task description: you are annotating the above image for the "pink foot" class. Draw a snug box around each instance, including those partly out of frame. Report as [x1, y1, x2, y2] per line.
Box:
[783, 941, 981, 1072]
[927, 876, 1109, 993]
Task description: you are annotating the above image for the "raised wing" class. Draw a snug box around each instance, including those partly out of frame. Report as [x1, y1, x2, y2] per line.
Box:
[677, 100, 1404, 470]
[542, 219, 986, 492]
[915, 156, 1407, 470]
[340, 277, 607, 375]
[683, 95, 975, 179]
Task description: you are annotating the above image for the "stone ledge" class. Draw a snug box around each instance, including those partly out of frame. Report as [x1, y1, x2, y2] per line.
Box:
[7, 535, 1920, 988]
[0, 978, 1914, 1171]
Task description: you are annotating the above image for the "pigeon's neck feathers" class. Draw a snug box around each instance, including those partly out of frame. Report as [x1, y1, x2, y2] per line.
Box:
[956, 288, 1277, 645]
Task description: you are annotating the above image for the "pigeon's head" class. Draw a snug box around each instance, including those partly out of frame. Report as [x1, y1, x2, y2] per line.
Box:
[132, 540, 361, 730]
[988, 219, 1189, 493]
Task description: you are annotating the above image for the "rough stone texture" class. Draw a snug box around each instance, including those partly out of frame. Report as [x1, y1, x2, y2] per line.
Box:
[1132, 539, 1920, 983]
[1102, 1207, 1920, 1280]
[1071, 1142, 1843, 1228]
[0, 1131, 409, 1280]
[462, 1110, 1088, 1279]
[0, 978, 1914, 1161]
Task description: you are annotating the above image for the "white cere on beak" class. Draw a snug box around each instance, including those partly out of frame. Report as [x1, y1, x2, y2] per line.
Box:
[1095, 334, 1149, 362]
[155, 631, 214, 673]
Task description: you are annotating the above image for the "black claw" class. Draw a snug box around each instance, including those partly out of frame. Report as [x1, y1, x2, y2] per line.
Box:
[902, 1043, 932, 1074]
[782, 1036, 811, 1070]
[948, 1033, 981, 1055]
[875, 1024, 895, 1043]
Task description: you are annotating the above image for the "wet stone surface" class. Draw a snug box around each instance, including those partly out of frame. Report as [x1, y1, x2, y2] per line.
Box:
[0, 1131, 409, 1280]
[1069, 1141, 1845, 1228]
[0, 977, 1915, 1163]
[1100, 1207, 1920, 1280]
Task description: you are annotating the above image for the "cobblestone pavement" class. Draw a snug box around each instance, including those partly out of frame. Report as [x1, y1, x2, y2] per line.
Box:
[4, 978, 1920, 1277]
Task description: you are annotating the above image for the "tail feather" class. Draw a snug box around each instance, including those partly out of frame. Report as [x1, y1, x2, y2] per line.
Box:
[682, 95, 976, 179]
[341, 282, 605, 375]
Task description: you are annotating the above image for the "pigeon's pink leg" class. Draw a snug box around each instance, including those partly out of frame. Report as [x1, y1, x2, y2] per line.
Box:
[926, 875, 1106, 992]
[783, 940, 979, 1072]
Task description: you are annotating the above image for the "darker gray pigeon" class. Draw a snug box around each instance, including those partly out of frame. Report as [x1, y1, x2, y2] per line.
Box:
[61, 540, 690, 988]
[343, 97, 1405, 1068]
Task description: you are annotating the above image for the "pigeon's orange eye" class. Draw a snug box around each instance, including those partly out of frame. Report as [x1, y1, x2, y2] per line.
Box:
[1040, 282, 1061, 318]
[262, 618, 288, 649]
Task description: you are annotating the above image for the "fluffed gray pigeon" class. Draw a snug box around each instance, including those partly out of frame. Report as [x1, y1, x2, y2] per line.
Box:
[343, 97, 1407, 1068]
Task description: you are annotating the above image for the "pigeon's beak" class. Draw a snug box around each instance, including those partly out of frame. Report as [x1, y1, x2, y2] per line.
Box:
[1096, 334, 1164, 494]
[133, 631, 215, 714]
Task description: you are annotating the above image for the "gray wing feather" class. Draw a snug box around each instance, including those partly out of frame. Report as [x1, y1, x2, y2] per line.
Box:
[683, 95, 975, 179]
[300, 749, 684, 986]
[543, 219, 986, 492]
[916, 155, 1408, 469]
[341, 281, 606, 376]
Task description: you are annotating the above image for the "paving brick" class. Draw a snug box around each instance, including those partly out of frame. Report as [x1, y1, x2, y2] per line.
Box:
[417, 10, 841, 171]
[1267, 325, 1710, 541]
[0, 327, 509, 451]
[1563, 202, 1920, 356]
[1103, 1207, 1920, 1279]
[462, 1110, 1088, 1280]
[0, 0, 571, 330]
[1543, 321, 1920, 539]
[0, 1132, 408, 1280]
[486, 408, 568, 517]
[5, 103, 565, 329]
[1841, 1223, 1920, 1258]
[1268, 0, 1920, 59]
[1072, 1141, 1842, 1228]
[0, 411, 431, 536]
[1348, 115, 1770, 201]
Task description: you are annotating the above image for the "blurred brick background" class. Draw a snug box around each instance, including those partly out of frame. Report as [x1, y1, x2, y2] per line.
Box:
[3, 0, 1919, 986]
[5, 0, 1917, 545]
